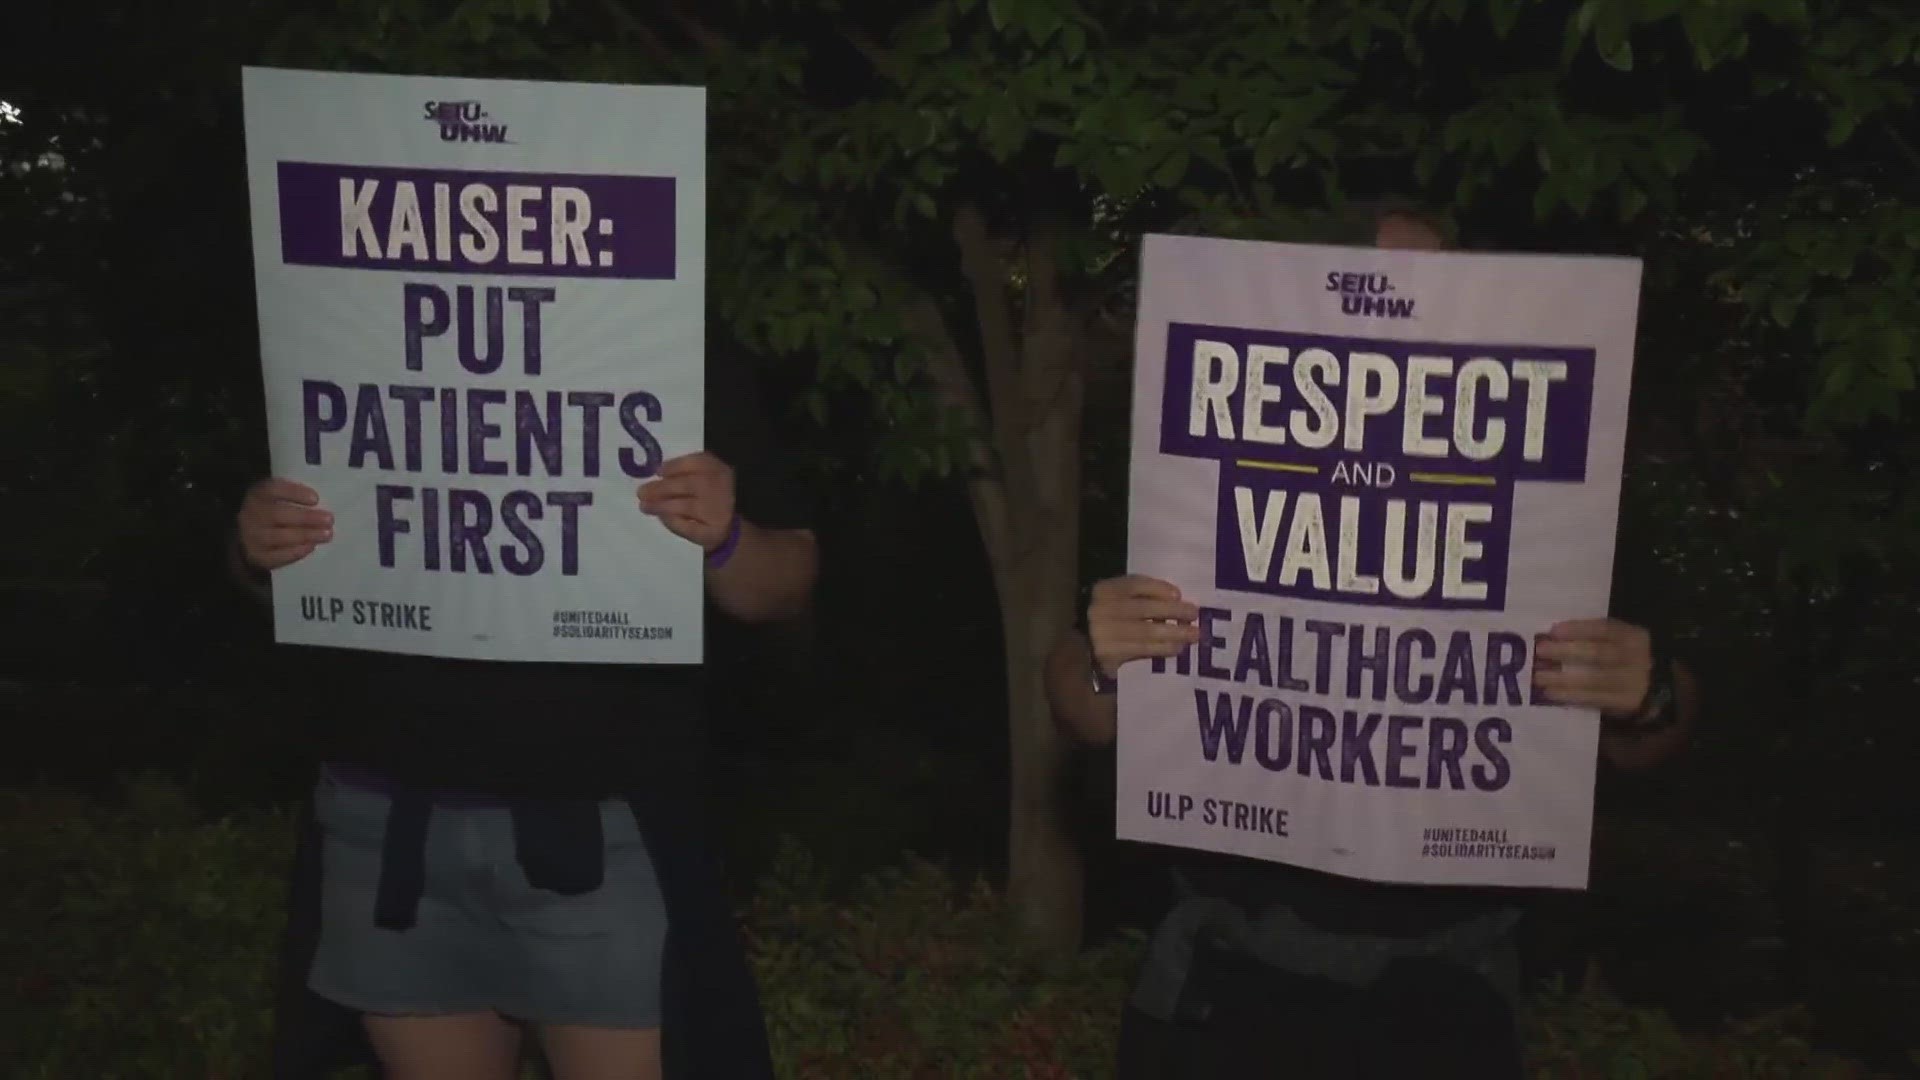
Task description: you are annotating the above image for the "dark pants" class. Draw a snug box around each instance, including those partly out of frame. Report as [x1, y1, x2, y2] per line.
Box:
[1116, 942, 1523, 1080]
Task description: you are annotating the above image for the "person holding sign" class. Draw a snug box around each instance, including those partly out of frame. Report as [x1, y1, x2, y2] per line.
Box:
[233, 347, 814, 1080]
[1045, 205, 1698, 1079]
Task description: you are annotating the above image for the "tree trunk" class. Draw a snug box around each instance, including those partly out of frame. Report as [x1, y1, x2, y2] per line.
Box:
[919, 210, 1090, 957]
[1001, 560, 1084, 957]
[997, 225, 1088, 959]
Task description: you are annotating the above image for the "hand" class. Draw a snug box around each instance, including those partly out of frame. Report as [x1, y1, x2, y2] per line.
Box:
[237, 479, 332, 571]
[1533, 618, 1655, 720]
[1087, 575, 1201, 679]
[637, 452, 736, 552]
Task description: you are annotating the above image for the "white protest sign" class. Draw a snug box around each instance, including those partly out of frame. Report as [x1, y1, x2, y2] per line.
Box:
[1118, 233, 1642, 889]
[242, 67, 704, 663]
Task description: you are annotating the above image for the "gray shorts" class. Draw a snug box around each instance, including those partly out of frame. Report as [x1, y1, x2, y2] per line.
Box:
[308, 773, 668, 1028]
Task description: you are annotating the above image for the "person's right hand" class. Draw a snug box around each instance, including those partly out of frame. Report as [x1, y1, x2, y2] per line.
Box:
[237, 479, 332, 571]
[1086, 575, 1201, 679]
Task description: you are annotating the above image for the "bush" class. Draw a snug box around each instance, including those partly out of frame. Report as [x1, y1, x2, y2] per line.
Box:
[0, 782, 1876, 1078]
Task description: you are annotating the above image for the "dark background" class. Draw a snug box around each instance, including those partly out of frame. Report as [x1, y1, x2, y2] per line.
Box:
[3, 10, 1918, 1064]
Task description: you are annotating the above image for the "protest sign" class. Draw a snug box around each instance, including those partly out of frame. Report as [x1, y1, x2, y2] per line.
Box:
[241, 67, 704, 663]
[1117, 234, 1643, 889]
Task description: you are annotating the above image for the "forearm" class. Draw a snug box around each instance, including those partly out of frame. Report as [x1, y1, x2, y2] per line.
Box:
[1602, 660, 1697, 770]
[1044, 631, 1118, 747]
[704, 521, 817, 623]
[227, 526, 271, 607]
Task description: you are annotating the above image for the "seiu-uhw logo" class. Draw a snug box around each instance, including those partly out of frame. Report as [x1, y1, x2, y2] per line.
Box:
[1326, 271, 1415, 319]
[423, 100, 510, 144]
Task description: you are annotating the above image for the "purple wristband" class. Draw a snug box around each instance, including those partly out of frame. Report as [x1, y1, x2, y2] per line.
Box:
[705, 513, 743, 570]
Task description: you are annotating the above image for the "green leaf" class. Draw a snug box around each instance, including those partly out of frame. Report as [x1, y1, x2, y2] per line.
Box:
[1061, 22, 1085, 59]
[801, 389, 829, 426]
[1821, 360, 1853, 400]
[1489, 0, 1525, 38]
[1601, 34, 1633, 71]
[1827, 111, 1859, 146]
[1887, 359, 1916, 393]
[1253, 138, 1280, 177]
[1617, 184, 1648, 222]
[1153, 149, 1189, 187]
[1413, 146, 1442, 185]
[1653, 132, 1695, 174]
[1594, 12, 1633, 71]
[1573, 0, 1600, 39]
[1770, 296, 1802, 327]
[1024, 5, 1064, 45]
[1533, 177, 1559, 221]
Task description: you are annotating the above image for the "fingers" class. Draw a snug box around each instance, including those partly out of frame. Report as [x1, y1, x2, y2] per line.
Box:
[638, 492, 722, 530]
[255, 504, 333, 530]
[242, 503, 332, 548]
[1097, 597, 1200, 625]
[646, 502, 720, 531]
[1086, 576, 1201, 673]
[1092, 626, 1200, 672]
[1091, 575, 1183, 601]
[1120, 621, 1201, 652]
[638, 477, 702, 504]
[1533, 663, 1645, 713]
[662, 513, 704, 535]
[250, 478, 320, 507]
[254, 542, 318, 569]
[1547, 618, 1647, 643]
[1533, 665, 1632, 693]
[1533, 638, 1614, 666]
[657, 452, 727, 479]
[250, 524, 333, 548]
[639, 473, 730, 504]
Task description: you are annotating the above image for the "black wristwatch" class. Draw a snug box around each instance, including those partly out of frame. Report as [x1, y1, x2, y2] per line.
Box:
[1611, 634, 1678, 737]
[1090, 656, 1118, 696]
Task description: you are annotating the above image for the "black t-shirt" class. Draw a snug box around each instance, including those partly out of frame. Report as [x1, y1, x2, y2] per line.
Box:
[285, 348, 810, 800]
[1073, 511, 1665, 937]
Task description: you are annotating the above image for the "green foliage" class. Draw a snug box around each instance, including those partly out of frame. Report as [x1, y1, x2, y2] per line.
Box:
[644, 0, 1920, 540]
[0, 783, 1876, 1078]
[18, 0, 1912, 617]
[0, 781, 294, 1079]
[747, 839, 1138, 1078]
[0, 106, 125, 589]
[1523, 983, 1859, 1079]
[20, 0, 1918, 568]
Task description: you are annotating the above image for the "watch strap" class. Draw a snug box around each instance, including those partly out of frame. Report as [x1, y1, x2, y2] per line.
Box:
[1090, 656, 1118, 696]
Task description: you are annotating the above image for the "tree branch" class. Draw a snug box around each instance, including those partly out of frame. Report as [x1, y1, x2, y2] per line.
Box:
[589, 0, 676, 63]
[839, 27, 895, 73]
[953, 204, 1027, 489]
[1882, 119, 1920, 175]
[900, 295, 1012, 565]
[1017, 225, 1087, 522]
[657, 0, 732, 53]
[1080, 314, 1134, 384]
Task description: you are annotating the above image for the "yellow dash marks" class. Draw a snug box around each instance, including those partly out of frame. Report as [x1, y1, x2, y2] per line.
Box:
[1234, 461, 1496, 486]
[1235, 460, 1318, 475]
[1408, 472, 1497, 487]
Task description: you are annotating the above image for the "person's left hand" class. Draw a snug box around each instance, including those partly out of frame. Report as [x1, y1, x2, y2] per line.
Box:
[637, 452, 736, 552]
[1533, 618, 1655, 720]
